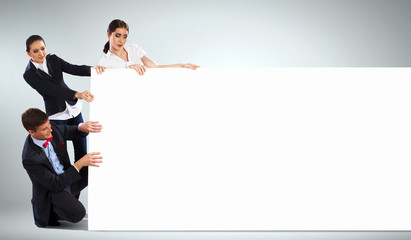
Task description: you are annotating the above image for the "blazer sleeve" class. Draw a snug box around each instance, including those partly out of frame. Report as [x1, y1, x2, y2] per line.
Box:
[23, 157, 81, 193]
[23, 70, 77, 100]
[52, 122, 88, 140]
[56, 55, 91, 76]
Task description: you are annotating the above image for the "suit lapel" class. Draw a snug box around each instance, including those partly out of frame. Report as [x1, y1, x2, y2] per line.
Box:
[27, 61, 45, 80]
[30, 63, 48, 80]
[50, 136, 70, 169]
[36, 69, 51, 80]
[28, 55, 53, 80]
[46, 55, 54, 77]
[28, 136, 55, 172]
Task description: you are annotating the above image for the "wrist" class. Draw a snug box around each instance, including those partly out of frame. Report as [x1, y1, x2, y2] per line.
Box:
[74, 161, 83, 171]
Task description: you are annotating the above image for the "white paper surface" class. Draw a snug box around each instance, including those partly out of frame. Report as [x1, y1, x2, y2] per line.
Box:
[89, 68, 411, 231]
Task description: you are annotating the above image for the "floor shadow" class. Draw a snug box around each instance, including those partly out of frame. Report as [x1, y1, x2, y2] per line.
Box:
[50, 218, 88, 231]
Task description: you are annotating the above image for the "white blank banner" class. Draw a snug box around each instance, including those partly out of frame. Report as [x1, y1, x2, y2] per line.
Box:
[89, 68, 411, 231]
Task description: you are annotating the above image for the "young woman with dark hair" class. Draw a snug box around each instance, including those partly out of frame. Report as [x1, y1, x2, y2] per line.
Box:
[99, 19, 199, 75]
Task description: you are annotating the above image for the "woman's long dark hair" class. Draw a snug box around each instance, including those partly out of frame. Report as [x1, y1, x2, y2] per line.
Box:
[103, 19, 129, 53]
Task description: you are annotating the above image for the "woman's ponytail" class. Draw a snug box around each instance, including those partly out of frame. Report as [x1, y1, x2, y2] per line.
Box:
[103, 41, 110, 53]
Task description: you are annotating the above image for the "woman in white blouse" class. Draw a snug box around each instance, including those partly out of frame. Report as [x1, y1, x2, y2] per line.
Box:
[99, 19, 199, 75]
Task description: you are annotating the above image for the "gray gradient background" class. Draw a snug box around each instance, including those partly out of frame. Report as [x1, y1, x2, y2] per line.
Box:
[1, 0, 411, 239]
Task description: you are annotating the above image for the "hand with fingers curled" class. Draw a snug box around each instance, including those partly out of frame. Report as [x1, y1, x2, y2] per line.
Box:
[128, 64, 146, 76]
[75, 90, 95, 102]
[91, 65, 106, 75]
[78, 121, 103, 133]
[74, 152, 103, 170]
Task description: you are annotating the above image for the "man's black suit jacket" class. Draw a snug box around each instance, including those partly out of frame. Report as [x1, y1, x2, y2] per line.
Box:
[23, 54, 91, 116]
[22, 122, 88, 227]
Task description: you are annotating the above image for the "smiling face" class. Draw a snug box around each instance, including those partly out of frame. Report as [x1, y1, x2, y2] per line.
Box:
[26, 40, 47, 64]
[28, 119, 52, 140]
[108, 27, 128, 52]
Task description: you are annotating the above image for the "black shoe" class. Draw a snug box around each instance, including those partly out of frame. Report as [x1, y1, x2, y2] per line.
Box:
[48, 219, 60, 227]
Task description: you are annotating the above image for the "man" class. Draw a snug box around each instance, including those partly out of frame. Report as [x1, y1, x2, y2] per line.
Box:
[21, 108, 103, 228]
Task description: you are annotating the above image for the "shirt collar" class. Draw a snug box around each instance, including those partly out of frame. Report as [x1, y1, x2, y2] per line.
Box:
[31, 58, 47, 70]
[107, 45, 129, 57]
[31, 136, 47, 149]
[106, 50, 114, 57]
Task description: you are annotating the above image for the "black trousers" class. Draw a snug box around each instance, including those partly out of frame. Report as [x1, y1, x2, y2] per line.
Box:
[49, 167, 88, 223]
[50, 113, 87, 162]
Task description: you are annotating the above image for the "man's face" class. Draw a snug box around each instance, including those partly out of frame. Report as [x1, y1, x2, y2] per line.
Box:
[29, 120, 52, 140]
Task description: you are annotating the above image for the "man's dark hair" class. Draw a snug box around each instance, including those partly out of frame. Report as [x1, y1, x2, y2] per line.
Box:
[26, 35, 45, 52]
[21, 108, 49, 131]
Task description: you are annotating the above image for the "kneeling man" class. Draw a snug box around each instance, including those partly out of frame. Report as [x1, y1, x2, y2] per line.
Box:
[21, 108, 103, 228]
